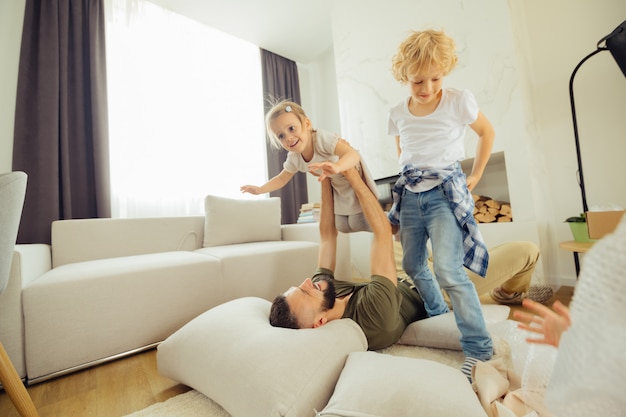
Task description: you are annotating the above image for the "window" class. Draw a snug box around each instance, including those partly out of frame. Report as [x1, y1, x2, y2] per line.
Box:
[105, 0, 266, 217]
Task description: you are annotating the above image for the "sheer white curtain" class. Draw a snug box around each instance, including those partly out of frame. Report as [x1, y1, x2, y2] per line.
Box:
[104, 0, 267, 218]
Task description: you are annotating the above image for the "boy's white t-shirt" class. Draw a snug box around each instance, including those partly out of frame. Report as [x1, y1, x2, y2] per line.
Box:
[387, 88, 479, 193]
[283, 128, 378, 216]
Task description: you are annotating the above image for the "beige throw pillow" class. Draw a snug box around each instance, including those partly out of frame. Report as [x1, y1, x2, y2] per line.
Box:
[203, 195, 281, 247]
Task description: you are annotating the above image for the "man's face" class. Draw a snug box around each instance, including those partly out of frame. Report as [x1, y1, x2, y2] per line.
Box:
[283, 276, 336, 328]
[317, 275, 336, 311]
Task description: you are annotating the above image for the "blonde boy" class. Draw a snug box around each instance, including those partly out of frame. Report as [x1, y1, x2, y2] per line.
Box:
[387, 29, 496, 381]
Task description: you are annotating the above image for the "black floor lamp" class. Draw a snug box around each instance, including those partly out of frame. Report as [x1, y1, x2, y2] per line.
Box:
[569, 20, 626, 213]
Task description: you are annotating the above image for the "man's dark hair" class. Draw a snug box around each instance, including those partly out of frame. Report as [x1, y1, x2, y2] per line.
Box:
[269, 294, 300, 329]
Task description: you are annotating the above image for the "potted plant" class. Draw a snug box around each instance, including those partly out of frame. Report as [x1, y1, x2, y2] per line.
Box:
[565, 213, 595, 242]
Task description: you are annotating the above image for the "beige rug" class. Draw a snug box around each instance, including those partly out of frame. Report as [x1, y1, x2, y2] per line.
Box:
[123, 342, 502, 417]
[123, 390, 229, 417]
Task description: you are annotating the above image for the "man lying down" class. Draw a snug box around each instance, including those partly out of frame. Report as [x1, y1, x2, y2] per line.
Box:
[268, 166, 489, 381]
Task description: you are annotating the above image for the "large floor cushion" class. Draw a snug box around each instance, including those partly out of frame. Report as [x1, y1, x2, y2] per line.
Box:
[23, 251, 222, 381]
[318, 351, 488, 417]
[398, 304, 511, 350]
[157, 297, 367, 417]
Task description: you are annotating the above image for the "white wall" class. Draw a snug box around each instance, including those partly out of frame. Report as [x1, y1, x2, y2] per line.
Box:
[2, 1, 624, 285]
[326, 0, 626, 286]
[330, 0, 546, 280]
[0, 0, 25, 173]
[508, 1, 626, 286]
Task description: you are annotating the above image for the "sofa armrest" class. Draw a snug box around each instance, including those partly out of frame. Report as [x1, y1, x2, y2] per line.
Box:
[13, 244, 52, 287]
[0, 244, 51, 378]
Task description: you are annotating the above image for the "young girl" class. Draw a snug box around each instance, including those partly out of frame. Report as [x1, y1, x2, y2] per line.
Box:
[240, 100, 378, 233]
[387, 29, 496, 380]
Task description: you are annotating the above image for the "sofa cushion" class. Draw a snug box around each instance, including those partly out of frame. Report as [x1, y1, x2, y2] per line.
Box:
[195, 240, 319, 301]
[23, 251, 223, 381]
[157, 297, 367, 417]
[318, 351, 488, 417]
[203, 195, 281, 247]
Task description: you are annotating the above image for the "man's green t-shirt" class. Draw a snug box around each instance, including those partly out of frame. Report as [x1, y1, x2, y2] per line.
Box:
[313, 269, 428, 350]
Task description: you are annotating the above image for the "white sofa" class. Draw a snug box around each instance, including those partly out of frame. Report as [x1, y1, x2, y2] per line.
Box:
[0, 196, 352, 384]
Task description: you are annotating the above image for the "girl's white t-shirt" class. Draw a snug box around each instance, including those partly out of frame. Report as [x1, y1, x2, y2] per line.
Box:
[387, 88, 479, 193]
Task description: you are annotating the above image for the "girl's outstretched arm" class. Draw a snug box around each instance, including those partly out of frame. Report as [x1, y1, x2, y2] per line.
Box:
[240, 169, 295, 194]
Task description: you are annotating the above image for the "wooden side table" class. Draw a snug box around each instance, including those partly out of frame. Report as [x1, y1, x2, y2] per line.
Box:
[559, 240, 595, 276]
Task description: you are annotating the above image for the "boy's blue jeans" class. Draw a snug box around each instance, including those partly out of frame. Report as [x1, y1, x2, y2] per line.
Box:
[399, 186, 493, 361]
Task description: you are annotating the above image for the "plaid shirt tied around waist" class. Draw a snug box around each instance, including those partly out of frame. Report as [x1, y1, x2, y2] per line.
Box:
[387, 162, 489, 277]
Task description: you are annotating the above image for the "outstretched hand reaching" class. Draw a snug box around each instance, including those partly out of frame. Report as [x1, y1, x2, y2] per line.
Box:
[240, 185, 262, 195]
[513, 299, 571, 348]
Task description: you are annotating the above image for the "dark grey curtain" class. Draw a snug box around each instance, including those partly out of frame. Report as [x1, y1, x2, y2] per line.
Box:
[260, 49, 308, 224]
[12, 0, 111, 244]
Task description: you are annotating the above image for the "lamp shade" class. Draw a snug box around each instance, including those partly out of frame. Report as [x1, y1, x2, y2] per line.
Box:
[602, 20, 626, 77]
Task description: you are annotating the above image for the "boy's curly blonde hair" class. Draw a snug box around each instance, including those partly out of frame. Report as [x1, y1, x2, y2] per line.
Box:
[391, 29, 458, 83]
[265, 100, 310, 149]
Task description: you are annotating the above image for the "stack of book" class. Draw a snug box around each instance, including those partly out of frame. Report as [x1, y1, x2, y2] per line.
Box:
[297, 202, 320, 224]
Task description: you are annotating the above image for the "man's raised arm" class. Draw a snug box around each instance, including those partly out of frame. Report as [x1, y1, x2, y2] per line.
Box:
[317, 177, 338, 272]
[342, 168, 396, 286]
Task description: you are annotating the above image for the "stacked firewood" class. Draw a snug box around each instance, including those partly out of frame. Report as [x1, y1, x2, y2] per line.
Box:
[472, 195, 512, 223]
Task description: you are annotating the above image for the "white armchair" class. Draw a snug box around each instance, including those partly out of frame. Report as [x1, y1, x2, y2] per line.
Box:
[0, 171, 39, 417]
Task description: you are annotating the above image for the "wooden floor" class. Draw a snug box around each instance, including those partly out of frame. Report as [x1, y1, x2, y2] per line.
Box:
[0, 286, 574, 417]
